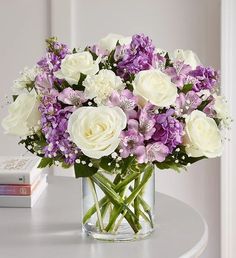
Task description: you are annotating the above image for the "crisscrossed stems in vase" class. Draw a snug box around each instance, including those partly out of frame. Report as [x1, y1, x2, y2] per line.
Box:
[82, 162, 155, 241]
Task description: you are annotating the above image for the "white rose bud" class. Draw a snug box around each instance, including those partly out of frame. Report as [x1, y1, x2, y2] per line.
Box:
[173, 49, 201, 69]
[55, 52, 99, 85]
[68, 106, 127, 159]
[83, 69, 124, 105]
[1, 92, 41, 136]
[98, 33, 132, 52]
[133, 69, 178, 107]
[184, 110, 222, 158]
[214, 95, 231, 126]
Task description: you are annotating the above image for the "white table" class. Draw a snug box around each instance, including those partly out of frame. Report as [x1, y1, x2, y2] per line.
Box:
[0, 176, 208, 258]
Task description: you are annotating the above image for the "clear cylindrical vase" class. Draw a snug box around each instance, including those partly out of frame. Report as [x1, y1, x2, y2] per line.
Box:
[82, 165, 155, 241]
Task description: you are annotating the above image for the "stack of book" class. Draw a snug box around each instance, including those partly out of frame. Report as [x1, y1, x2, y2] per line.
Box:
[0, 156, 47, 207]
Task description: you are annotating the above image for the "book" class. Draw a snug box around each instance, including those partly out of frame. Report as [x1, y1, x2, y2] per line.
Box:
[0, 156, 42, 184]
[0, 174, 48, 207]
[0, 175, 41, 196]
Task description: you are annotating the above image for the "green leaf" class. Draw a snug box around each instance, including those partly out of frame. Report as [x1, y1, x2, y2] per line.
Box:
[74, 162, 98, 178]
[37, 158, 53, 168]
[99, 156, 115, 172]
[182, 84, 193, 94]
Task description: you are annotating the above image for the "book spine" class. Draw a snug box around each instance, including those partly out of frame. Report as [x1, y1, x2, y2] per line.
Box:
[0, 185, 31, 196]
[0, 173, 28, 184]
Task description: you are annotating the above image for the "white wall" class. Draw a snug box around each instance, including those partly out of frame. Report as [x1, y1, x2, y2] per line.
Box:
[0, 0, 50, 155]
[0, 1, 221, 257]
[73, 0, 221, 257]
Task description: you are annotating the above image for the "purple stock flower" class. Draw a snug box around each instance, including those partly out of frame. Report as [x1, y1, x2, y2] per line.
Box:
[116, 34, 158, 79]
[37, 40, 70, 75]
[58, 88, 87, 106]
[165, 61, 192, 88]
[39, 93, 79, 164]
[175, 91, 202, 115]
[188, 66, 219, 92]
[153, 109, 183, 152]
[108, 90, 138, 119]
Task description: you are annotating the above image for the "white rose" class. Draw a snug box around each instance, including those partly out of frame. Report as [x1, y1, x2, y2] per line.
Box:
[184, 110, 222, 158]
[173, 49, 201, 69]
[13, 66, 40, 93]
[1, 92, 41, 136]
[83, 69, 125, 105]
[133, 69, 178, 107]
[68, 106, 127, 159]
[214, 95, 231, 126]
[55, 52, 99, 85]
[98, 33, 132, 52]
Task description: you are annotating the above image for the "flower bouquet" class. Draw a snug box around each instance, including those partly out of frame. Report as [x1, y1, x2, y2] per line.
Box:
[2, 33, 230, 241]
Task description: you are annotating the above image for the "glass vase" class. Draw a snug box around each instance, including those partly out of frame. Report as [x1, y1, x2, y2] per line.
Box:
[82, 164, 155, 241]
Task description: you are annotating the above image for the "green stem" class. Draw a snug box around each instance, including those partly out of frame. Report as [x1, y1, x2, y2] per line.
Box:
[134, 175, 140, 220]
[87, 178, 104, 232]
[91, 174, 141, 233]
[106, 165, 153, 232]
[129, 186, 154, 228]
[83, 171, 142, 224]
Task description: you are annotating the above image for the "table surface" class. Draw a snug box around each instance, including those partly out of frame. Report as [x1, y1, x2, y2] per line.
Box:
[0, 176, 208, 258]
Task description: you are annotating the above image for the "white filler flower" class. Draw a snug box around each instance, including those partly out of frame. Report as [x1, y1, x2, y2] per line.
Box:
[1, 92, 41, 136]
[83, 69, 125, 105]
[68, 106, 127, 159]
[55, 51, 99, 85]
[184, 110, 222, 158]
[133, 69, 178, 107]
[13, 66, 40, 93]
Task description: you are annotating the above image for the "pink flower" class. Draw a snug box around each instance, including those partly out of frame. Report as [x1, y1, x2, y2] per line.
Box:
[58, 88, 86, 106]
[135, 142, 169, 163]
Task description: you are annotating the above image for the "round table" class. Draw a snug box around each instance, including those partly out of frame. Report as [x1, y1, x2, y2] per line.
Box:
[0, 176, 208, 258]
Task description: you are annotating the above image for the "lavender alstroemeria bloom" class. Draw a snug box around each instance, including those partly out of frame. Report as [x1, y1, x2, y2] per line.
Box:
[138, 103, 156, 140]
[175, 91, 202, 116]
[88, 44, 108, 57]
[58, 88, 87, 106]
[108, 90, 138, 119]
[188, 66, 219, 92]
[165, 61, 192, 88]
[153, 109, 183, 152]
[119, 119, 144, 158]
[35, 73, 53, 94]
[134, 142, 169, 163]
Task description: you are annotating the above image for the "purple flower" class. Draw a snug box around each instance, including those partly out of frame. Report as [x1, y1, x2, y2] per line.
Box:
[175, 91, 202, 115]
[37, 40, 70, 75]
[165, 61, 192, 88]
[138, 103, 156, 140]
[119, 120, 144, 158]
[58, 88, 87, 106]
[39, 93, 79, 164]
[135, 142, 169, 163]
[35, 73, 53, 94]
[116, 34, 158, 79]
[88, 44, 108, 57]
[188, 66, 219, 92]
[108, 90, 138, 119]
[152, 109, 183, 152]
